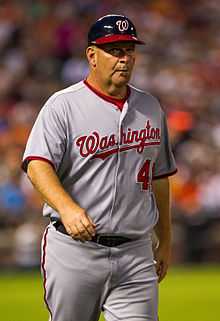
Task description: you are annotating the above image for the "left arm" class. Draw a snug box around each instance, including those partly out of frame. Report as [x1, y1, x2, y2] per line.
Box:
[152, 176, 171, 282]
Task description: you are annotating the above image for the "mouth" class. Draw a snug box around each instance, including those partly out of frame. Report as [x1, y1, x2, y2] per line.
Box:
[115, 68, 129, 71]
[114, 69, 129, 73]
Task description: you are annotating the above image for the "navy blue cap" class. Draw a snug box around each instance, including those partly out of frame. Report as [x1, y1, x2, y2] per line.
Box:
[88, 14, 145, 45]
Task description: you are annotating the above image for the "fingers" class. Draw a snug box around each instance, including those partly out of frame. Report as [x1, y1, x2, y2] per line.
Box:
[81, 216, 96, 237]
[156, 261, 168, 283]
[88, 215, 96, 228]
[66, 225, 81, 240]
[63, 209, 96, 242]
[75, 223, 92, 242]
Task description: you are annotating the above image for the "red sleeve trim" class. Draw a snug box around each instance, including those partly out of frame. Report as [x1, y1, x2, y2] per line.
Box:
[21, 156, 55, 172]
[153, 168, 177, 180]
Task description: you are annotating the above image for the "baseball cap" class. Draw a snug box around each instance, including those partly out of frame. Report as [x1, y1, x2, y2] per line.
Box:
[87, 14, 145, 46]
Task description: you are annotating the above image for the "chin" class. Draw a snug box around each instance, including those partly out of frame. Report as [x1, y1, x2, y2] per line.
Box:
[114, 75, 131, 87]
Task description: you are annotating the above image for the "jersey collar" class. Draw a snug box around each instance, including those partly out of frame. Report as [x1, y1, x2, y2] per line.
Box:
[84, 79, 130, 111]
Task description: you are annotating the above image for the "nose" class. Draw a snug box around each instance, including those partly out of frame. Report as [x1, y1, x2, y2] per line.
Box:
[119, 49, 133, 62]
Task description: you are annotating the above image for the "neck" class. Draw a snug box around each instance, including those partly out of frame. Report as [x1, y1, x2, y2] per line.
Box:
[86, 73, 127, 99]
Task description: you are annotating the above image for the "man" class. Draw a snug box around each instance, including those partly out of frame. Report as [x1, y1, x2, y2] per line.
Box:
[22, 14, 177, 321]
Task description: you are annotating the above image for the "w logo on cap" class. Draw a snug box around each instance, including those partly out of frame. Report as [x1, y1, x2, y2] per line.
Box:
[88, 14, 145, 45]
[116, 20, 129, 32]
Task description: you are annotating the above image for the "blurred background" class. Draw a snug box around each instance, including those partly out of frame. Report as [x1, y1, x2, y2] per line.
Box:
[0, 0, 220, 271]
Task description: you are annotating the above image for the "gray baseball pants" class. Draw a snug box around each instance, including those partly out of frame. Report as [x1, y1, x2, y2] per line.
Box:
[41, 224, 158, 321]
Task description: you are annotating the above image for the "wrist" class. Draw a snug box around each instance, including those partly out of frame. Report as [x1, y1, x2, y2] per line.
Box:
[57, 198, 82, 216]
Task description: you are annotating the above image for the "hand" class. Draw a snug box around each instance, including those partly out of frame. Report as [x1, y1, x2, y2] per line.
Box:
[154, 243, 171, 283]
[59, 206, 96, 242]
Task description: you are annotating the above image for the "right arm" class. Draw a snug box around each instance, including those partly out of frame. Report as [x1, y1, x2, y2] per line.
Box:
[27, 160, 96, 241]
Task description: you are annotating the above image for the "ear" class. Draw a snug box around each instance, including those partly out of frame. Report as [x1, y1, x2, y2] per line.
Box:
[86, 46, 97, 68]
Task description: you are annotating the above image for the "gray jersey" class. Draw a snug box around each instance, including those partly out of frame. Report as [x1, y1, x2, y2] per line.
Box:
[22, 81, 177, 239]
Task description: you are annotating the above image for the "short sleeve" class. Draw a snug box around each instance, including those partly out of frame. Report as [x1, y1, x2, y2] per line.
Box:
[153, 111, 177, 179]
[22, 96, 67, 172]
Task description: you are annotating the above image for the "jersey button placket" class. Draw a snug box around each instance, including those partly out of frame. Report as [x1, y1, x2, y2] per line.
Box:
[110, 102, 128, 229]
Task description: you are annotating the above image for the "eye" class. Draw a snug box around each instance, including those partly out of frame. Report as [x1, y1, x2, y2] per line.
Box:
[108, 48, 122, 56]
[103, 46, 135, 57]
[126, 48, 135, 54]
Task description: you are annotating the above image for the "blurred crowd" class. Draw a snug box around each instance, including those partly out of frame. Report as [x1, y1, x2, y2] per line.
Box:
[0, 0, 220, 268]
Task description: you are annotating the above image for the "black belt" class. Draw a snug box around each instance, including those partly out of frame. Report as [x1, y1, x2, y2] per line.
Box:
[52, 220, 132, 247]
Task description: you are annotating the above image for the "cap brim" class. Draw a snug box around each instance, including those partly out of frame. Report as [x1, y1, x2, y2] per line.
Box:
[91, 34, 145, 45]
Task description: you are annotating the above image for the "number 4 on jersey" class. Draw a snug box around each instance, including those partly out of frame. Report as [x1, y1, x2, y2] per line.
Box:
[137, 160, 151, 191]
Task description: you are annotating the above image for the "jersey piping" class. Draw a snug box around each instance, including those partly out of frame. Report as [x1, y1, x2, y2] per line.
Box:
[84, 79, 130, 111]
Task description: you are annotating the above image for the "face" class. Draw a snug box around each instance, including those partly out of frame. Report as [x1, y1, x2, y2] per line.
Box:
[87, 42, 136, 88]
